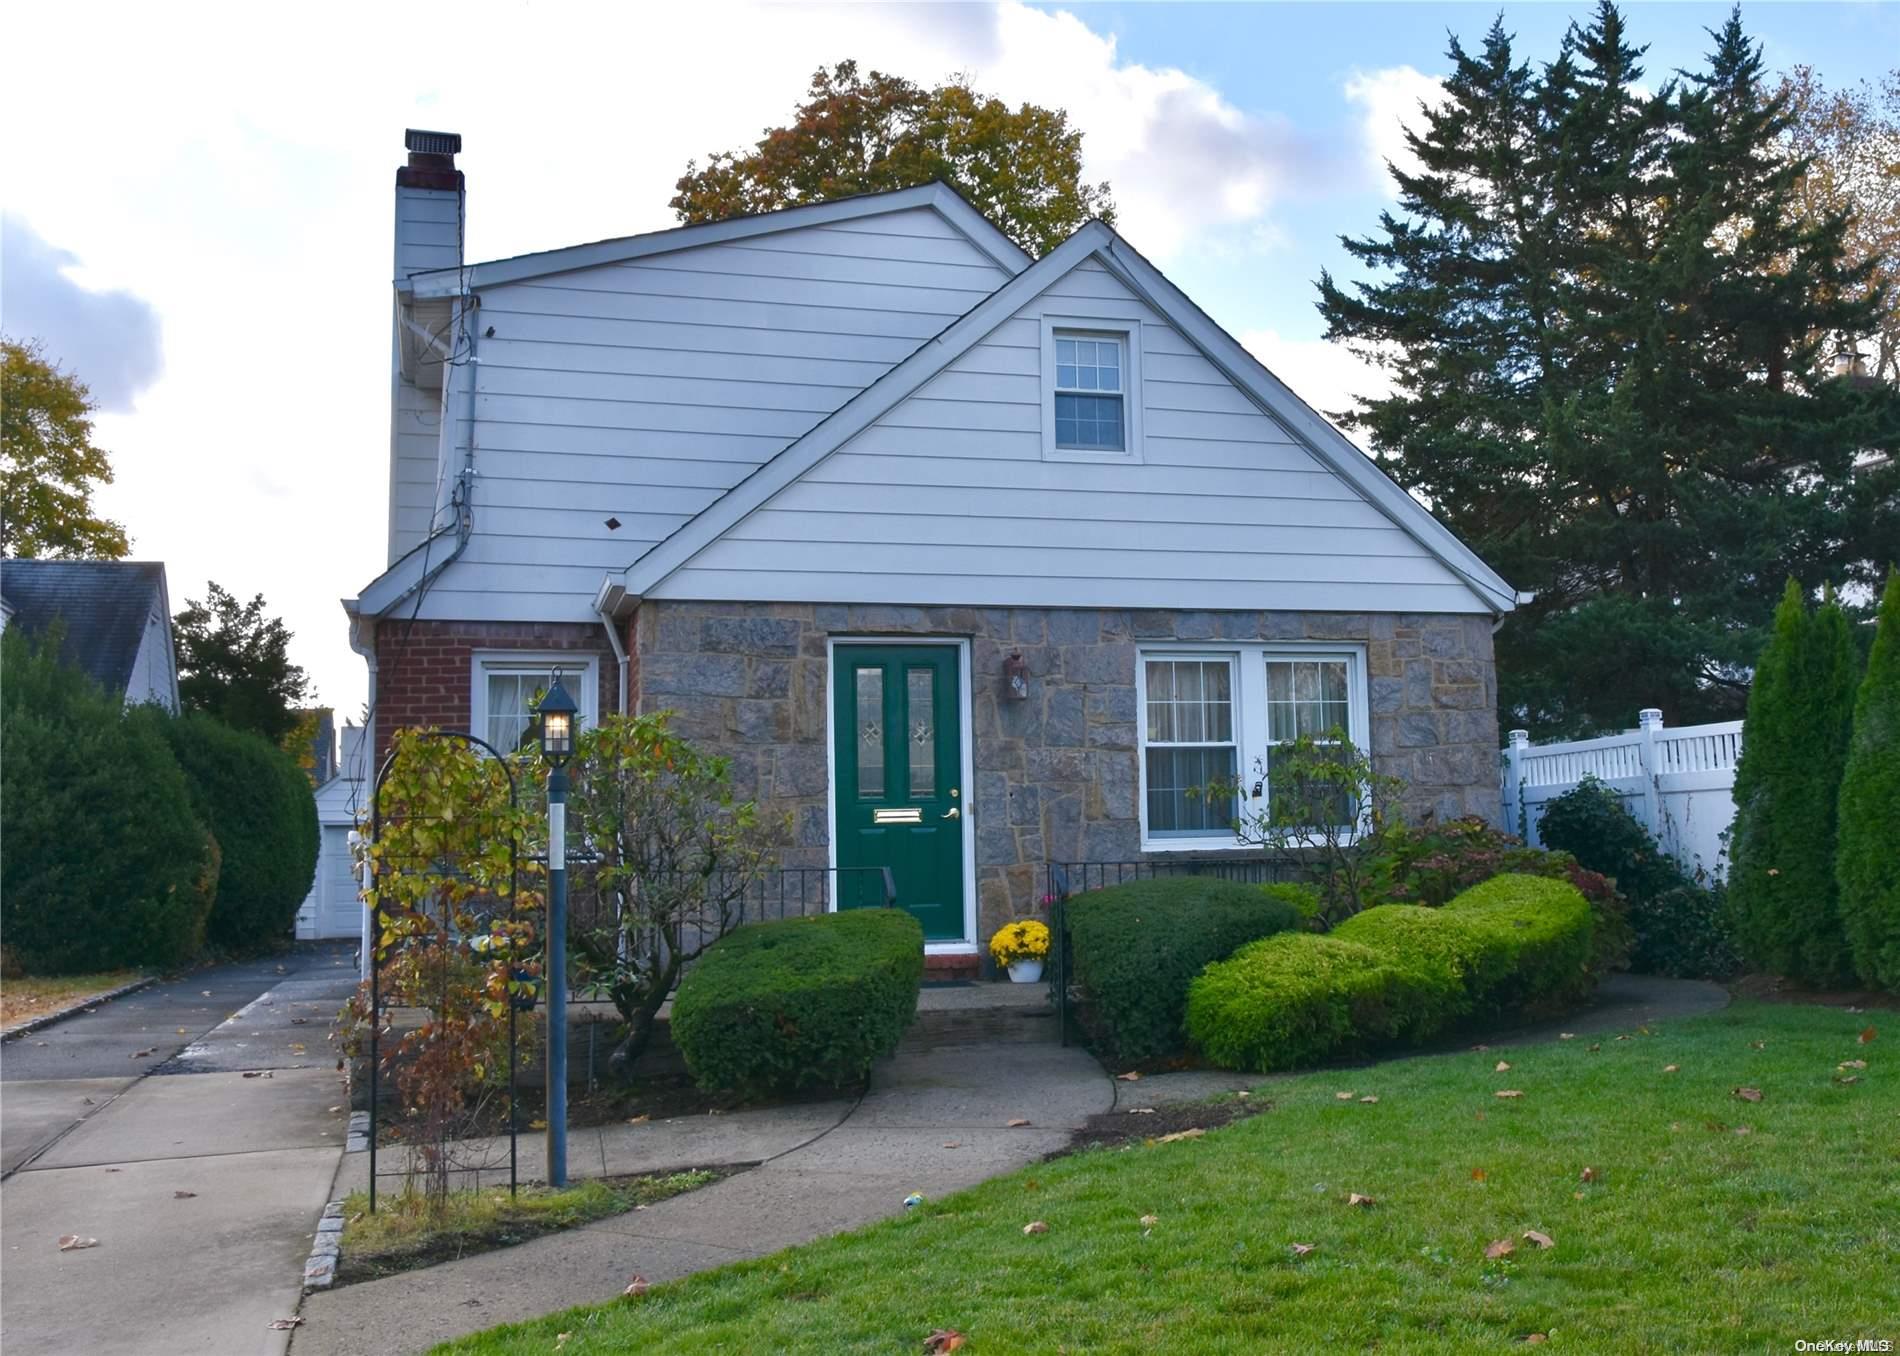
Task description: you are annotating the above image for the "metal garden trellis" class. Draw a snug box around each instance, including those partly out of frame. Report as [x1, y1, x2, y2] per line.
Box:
[366, 729, 527, 1213]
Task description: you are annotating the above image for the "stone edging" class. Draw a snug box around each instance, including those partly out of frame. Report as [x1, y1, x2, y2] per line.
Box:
[1, 975, 157, 1041]
[304, 1200, 344, 1289]
[346, 1111, 369, 1153]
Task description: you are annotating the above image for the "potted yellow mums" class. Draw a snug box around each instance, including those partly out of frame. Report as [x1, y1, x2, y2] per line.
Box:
[988, 919, 1052, 983]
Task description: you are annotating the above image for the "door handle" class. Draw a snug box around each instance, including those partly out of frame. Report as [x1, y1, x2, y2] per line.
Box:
[941, 807, 960, 820]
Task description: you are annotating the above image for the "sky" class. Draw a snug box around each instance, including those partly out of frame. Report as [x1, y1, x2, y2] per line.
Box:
[4, 0, 1896, 719]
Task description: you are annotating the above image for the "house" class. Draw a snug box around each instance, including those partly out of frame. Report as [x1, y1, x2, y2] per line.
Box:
[295, 723, 371, 943]
[1, 558, 181, 710]
[346, 130, 1517, 975]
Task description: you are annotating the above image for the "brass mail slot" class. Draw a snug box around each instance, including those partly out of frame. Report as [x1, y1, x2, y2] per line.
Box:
[873, 808, 923, 825]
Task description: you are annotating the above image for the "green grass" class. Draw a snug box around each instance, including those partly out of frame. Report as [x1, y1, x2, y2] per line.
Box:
[339, 1172, 717, 1283]
[436, 1003, 1897, 1354]
[0, 969, 143, 1030]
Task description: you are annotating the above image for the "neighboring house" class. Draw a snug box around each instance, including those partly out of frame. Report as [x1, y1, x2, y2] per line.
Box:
[295, 723, 370, 942]
[1, 559, 181, 710]
[346, 130, 1518, 973]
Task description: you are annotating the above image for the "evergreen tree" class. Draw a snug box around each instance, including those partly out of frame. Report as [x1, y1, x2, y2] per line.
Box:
[173, 582, 312, 744]
[1837, 569, 1900, 989]
[1318, 3, 1900, 736]
[1728, 580, 1861, 983]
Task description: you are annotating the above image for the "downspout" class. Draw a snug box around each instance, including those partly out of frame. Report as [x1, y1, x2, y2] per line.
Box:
[345, 610, 378, 981]
[594, 579, 629, 715]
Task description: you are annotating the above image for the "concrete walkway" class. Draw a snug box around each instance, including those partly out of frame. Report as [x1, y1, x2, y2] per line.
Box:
[1, 944, 359, 1356]
[294, 1038, 1112, 1356]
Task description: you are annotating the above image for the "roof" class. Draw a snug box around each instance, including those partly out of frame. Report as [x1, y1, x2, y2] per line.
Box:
[399, 181, 1032, 298]
[613, 220, 1519, 615]
[0, 559, 171, 694]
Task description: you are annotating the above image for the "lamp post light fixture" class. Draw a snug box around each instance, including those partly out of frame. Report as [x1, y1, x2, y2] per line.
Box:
[535, 674, 580, 1187]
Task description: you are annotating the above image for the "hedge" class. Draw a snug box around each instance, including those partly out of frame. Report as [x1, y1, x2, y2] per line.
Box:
[671, 909, 923, 1097]
[1837, 569, 1900, 990]
[1065, 877, 1306, 1064]
[1187, 874, 1595, 1072]
[1, 627, 219, 973]
[1186, 934, 1450, 1072]
[152, 711, 319, 953]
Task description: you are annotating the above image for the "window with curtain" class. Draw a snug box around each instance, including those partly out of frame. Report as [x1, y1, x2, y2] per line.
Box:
[1142, 656, 1237, 837]
[1263, 655, 1357, 827]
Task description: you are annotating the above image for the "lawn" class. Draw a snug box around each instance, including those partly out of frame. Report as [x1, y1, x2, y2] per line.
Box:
[339, 1171, 719, 1284]
[438, 1003, 1896, 1354]
[0, 970, 143, 1031]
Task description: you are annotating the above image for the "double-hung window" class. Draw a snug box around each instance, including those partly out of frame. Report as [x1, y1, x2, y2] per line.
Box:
[1142, 656, 1238, 837]
[1053, 333, 1126, 452]
[469, 652, 599, 755]
[1136, 645, 1369, 849]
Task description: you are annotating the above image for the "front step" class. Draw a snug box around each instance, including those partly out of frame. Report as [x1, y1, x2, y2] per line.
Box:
[908, 980, 1058, 1049]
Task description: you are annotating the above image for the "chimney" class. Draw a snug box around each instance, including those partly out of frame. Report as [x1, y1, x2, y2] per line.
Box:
[388, 130, 466, 563]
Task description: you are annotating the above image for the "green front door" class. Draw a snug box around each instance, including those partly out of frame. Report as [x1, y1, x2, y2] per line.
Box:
[832, 644, 966, 941]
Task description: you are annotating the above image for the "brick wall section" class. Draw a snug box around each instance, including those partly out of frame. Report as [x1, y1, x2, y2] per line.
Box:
[372, 619, 618, 763]
[635, 602, 1500, 945]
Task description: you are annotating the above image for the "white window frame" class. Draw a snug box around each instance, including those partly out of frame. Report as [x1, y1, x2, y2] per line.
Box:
[1041, 314, 1142, 463]
[1135, 642, 1370, 853]
[469, 651, 599, 756]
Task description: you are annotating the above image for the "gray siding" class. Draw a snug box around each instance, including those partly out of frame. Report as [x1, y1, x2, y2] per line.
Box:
[388, 187, 460, 562]
[418, 208, 1011, 619]
[654, 258, 1486, 613]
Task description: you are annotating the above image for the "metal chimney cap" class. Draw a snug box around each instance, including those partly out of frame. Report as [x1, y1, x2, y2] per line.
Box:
[405, 129, 462, 156]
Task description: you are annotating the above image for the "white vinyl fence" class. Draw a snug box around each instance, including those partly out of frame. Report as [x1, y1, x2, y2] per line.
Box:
[1501, 710, 1742, 881]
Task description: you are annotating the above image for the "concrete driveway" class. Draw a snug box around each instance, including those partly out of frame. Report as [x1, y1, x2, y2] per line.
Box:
[1, 943, 359, 1356]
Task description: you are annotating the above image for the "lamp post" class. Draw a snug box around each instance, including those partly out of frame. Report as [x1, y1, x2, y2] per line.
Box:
[535, 675, 579, 1188]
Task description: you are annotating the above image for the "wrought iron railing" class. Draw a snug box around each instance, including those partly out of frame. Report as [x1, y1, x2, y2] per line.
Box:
[1044, 856, 1306, 1047]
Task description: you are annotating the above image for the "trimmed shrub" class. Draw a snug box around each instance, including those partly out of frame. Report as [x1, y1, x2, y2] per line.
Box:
[1331, 904, 1504, 1028]
[149, 711, 319, 953]
[1729, 581, 1860, 985]
[1539, 776, 1739, 979]
[1065, 877, 1304, 1064]
[1443, 873, 1596, 1014]
[1186, 934, 1451, 1072]
[1838, 569, 1900, 990]
[1, 626, 218, 973]
[671, 909, 923, 1097]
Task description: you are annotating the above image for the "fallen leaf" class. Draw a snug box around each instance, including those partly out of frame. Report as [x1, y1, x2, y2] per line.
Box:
[1335, 1091, 1355, 1101]
[266, 1317, 303, 1330]
[1346, 1192, 1375, 1207]
[1573, 1191, 1585, 1200]
[1734, 1125, 1753, 1135]
[1580, 1166, 1598, 1183]
[1360, 1095, 1380, 1104]
[1022, 1220, 1049, 1235]
[1588, 1043, 1602, 1053]
[176, 1028, 187, 1035]
[1485, 1237, 1515, 1259]
[201, 991, 212, 997]
[1733, 1087, 1763, 1103]
[1290, 1242, 1317, 1256]
[57, 1235, 98, 1251]
[529, 1119, 548, 1130]
[173, 1191, 196, 1199]
[1859, 1026, 1877, 1045]
[1834, 1074, 1861, 1085]
[1663, 1065, 1680, 1074]
[1495, 1060, 1512, 1072]
[623, 1275, 648, 1297]
[1006, 1118, 1032, 1128]
[1116, 1071, 1142, 1082]
[289, 1044, 306, 1055]
[1615, 1034, 1630, 1042]
[1840, 1059, 1868, 1070]
[943, 1142, 961, 1149]
[1471, 1168, 1488, 1182]
[1139, 1214, 1159, 1228]
[1523, 1335, 1549, 1345]
[627, 1114, 650, 1126]
[1750, 1040, 1766, 1050]
[923, 1330, 967, 1354]
[241, 1071, 267, 1079]
[1523, 1229, 1554, 1249]
[1495, 1090, 1524, 1099]
[291, 1018, 310, 1026]
[1471, 1044, 1490, 1052]
[1236, 1090, 1250, 1099]
[1155, 1127, 1205, 1144]
[555, 1335, 570, 1350]
[1124, 1107, 1156, 1115]
[1559, 1033, 1576, 1041]
[130, 1049, 155, 1059]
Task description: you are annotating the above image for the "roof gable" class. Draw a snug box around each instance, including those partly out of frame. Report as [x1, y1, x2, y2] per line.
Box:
[403, 182, 1031, 298]
[0, 559, 170, 694]
[615, 224, 1516, 615]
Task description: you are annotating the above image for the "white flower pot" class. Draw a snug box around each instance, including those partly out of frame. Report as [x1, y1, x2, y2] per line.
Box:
[1006, 958, 1044, 984]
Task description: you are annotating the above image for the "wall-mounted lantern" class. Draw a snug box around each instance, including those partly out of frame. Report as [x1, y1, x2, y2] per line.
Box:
[1004, 652, 1030, 701]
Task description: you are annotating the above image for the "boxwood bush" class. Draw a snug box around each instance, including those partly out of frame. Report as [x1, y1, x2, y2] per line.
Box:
[1, 627, 219, 973]
[671, 909, 923, 1097]
[1443, 873, 1596, 1014]
[1186, 934, 1452, 1072]
[1065, 877, 1305, 1064]
[151, 711, 319, 954]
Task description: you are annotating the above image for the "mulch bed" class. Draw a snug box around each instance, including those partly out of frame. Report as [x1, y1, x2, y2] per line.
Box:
[1052, 1092, 1272, 1158]
[1729, 973, 1900, 1012]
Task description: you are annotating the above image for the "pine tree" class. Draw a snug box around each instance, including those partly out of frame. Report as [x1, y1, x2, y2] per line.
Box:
[1728, 581, 1861, 983]
[1317, 3, 1900, 736]
[1837, 569, 1900, 989]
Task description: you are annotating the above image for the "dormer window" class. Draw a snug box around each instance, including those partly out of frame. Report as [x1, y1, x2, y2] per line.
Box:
[1054, 334, 1125, 451]
[1041, 316, 1143, 463]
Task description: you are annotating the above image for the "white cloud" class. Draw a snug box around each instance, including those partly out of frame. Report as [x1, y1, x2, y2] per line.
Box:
[1343, 65, 1448, 194]
[0, 0, 1310, 712]
[1239, 329, 1392, 432]
[2, 216, 163, 412]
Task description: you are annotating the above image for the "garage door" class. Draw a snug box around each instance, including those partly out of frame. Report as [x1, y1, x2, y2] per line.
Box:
[316, 826, 362, 939]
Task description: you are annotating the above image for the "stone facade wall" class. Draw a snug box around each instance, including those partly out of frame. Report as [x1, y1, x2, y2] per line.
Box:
[635, 602, 1500, 946]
